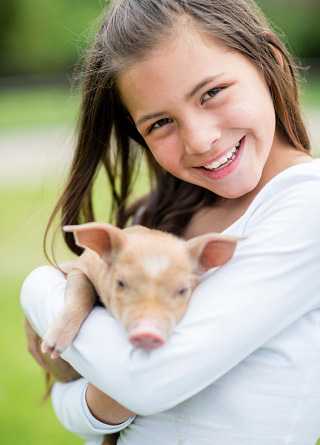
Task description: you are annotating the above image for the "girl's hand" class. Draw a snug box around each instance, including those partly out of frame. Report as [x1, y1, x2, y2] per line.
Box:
[25, 317, 49, 370]
[24, 317, 80, 382]
[102, 435, 118, 445]
[24, 260, 81, 381]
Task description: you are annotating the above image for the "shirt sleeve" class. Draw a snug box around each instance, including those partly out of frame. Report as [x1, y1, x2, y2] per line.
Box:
[51, 378, 135, 443]
[20, 178, 320, 416]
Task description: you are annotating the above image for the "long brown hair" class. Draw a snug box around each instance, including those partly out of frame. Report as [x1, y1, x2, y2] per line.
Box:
[44, 0, 310, 262]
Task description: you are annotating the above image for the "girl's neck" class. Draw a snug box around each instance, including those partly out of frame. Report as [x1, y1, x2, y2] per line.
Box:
[217, 135, 312, 212]
[184, 137, 312, 239]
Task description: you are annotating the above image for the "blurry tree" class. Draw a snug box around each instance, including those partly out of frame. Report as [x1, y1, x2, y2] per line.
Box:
[0, 0, 319, 78]
[0, 2, 19, 73]
[0, 0, 103, 76]
[257, 0, 320, 61]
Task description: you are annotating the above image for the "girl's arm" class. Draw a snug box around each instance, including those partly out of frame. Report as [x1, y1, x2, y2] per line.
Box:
[85, 385, 135, 425]
[24, 318, 136, 440]
[51, 378, 135, 443]
[21, 178, 320, 416]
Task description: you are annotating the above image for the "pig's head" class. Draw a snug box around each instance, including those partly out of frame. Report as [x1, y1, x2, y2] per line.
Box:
[64, 223, 240, 351]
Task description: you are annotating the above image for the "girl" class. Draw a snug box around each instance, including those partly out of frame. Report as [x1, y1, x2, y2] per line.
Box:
[21, 0, 320, 444]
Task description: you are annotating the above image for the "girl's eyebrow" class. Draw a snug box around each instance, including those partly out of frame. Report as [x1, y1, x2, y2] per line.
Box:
[185, 74, 224, 100]
[136, 73, 225, 127]
[136, 111, 168, 128]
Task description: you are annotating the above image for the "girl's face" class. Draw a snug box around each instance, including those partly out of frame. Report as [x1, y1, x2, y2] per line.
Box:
[117, 24, 278, 199]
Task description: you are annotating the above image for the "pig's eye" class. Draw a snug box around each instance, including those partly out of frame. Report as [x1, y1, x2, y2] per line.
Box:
[117, 279, 127, 289]
[177, 287, 188, 297]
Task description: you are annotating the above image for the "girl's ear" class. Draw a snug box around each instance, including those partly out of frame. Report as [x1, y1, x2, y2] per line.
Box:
[186, 233, 244, 273]
[63, 223, 126, 261]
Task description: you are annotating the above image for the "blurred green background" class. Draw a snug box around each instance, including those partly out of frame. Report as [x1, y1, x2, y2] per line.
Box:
[0, 1, 319, 444]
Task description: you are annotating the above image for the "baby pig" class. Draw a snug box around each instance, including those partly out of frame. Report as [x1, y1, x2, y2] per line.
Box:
[41, 223, 240, 358]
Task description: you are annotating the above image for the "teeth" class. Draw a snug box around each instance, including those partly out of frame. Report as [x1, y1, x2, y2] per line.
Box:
[204, 140, 241, 170]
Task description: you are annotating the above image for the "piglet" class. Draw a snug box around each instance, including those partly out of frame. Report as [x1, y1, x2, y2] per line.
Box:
[41, 223, 240, 358]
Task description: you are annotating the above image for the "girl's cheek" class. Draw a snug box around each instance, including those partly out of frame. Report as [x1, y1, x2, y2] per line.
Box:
[150, 135, 181, 168]
[223, 102, 259, 127]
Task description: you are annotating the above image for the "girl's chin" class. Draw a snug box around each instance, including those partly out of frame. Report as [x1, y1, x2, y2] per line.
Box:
[206, 174, 262, 199]
[208, 187, 250, 199]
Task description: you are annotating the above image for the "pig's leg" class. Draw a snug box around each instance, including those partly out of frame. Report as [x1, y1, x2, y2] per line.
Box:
[41, 270, 96, 359]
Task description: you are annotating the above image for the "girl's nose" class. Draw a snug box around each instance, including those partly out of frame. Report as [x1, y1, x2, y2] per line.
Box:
[182, 120, 221, 155]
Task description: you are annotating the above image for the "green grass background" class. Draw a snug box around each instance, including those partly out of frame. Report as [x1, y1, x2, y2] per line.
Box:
[0, 182, 82, 445]
[0, 113, 148, 443]
[0, 74, 319, 131]
[0, 78, 319, 444]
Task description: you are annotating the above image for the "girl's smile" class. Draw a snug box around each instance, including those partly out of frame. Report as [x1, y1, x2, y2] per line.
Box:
[196, 135, 245, 180]
[117, 21, 304, 201]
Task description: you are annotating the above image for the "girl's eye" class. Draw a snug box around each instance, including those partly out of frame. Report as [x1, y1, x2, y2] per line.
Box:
[146, 86, 225, 134]
[148, 117, 173, 134]
[201, 86, 224, 104]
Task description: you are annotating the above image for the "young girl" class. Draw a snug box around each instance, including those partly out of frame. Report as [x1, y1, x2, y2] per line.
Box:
[21, 0, 320, 444]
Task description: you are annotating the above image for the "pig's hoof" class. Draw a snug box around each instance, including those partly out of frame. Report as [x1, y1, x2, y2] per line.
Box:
[41, 340, 62, 359]
[40, 339, 51, 354]
[41, 327, 68, 358]
[50, 348, 61, 360]
[42, 323, 76, 358]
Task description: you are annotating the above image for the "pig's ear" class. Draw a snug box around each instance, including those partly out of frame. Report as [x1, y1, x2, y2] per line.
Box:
[186, 233, 242, 273]
[63, 223, 125, 260]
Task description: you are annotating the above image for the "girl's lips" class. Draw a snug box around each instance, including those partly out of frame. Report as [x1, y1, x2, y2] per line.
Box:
[195, 136, 245, 180]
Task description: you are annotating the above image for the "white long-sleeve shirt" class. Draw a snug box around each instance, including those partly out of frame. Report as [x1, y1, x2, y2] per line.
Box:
[21, 160, 320, 445]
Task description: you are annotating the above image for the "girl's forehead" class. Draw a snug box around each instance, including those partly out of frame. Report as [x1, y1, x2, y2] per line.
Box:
[117, 27, 241, 117]
[118, 26, 227, 82]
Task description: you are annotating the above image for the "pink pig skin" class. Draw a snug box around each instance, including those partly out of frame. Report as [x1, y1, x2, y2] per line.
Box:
[41, 223, 241, 359]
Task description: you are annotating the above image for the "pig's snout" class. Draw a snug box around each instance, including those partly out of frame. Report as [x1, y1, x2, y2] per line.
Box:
[129, 322, 166, 350]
